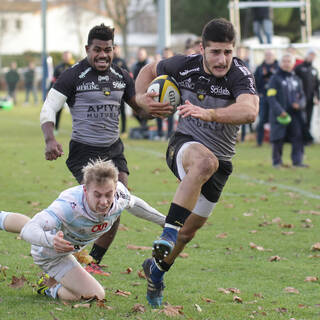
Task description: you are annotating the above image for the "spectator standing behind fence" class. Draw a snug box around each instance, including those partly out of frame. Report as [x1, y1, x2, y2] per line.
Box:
[254, 50, 278, 146]
[252, 0, 273, 44]
[267, 53, 307, 168]
[131, 47, 150, 130]
[113, 44, 130, 135]
[294, 49, 320, 144]
[5, 61, 20, 104]
[50, 51, 74, 133]
[155, 47, 175, 141]
[24, 61, 38, 105]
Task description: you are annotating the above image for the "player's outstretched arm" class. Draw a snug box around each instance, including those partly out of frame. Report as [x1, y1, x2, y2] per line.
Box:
[178, 94, 259, 125]
[127, 195, 165, 227]
[20, 211, 59, 248]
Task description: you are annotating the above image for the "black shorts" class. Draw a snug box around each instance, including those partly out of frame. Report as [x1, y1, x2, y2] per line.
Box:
[166, 132, 233, 203]
[66, 139, 129, 183]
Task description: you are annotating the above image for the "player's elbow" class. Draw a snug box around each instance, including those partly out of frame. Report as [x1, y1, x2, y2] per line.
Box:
[246, 104, 259, 123]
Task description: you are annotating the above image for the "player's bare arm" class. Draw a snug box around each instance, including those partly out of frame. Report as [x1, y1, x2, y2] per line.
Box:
[41, 122, 64, 161]
[135, 62, 173, 118]
[40, 88, 66, 160]
[178, 93, 259, 124]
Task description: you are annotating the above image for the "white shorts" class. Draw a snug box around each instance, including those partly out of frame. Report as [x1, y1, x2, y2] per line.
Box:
[33, 253, 81, 282]
[176, 141, 216, 218]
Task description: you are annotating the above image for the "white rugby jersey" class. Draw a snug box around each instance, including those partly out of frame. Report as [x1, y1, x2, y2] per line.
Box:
[21, 182, 133, 260]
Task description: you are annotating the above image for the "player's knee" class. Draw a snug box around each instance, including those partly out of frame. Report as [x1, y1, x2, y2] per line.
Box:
[196, 156, 218, 180]
[95, 286, 105, 300]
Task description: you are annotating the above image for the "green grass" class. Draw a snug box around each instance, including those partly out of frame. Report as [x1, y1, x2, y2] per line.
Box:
[1, 92, 320, 319]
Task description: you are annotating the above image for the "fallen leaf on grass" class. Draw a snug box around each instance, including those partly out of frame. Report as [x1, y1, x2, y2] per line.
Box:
[284, 287, 299, 294]
[279, 223, 294, 228]
[275, 307, 287, 313]
[194, 304, 202, 312]
[233, 296, 243, 303]
[0, 265, 9, 278]
[304, 276, 318, 282]
[118, 224, 129, 231]
[115, 289, 131, 297]
[218, 287, 240, 294]
[216, 232, 228, 239]
[9, 275, 27, 288]
[132, 303, 146, 313]
[201, 297, 216, 303]
[269, 255, 281, 262]
[254, 293, 264, 299]
[249, 242, 266, 251]
[272, 217, 282, 223]
[282, 231, 295, 236]
[96, 300, 112, 309]
[127, 244, 152, 251]
[156, 304, 184, 316]
[121, 267, 133, 274]
[137, 270, 146, 279]
[72, 303, 91, 309]
[179, 253, 189, 258]
[73, 249, 93, 265]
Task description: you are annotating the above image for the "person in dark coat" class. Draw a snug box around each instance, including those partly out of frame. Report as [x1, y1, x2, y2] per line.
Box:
[5, 61, 20, 104]
[267, 53, 307, 168]
[294, 49, 319, 143]
[254, 50, 278, 146]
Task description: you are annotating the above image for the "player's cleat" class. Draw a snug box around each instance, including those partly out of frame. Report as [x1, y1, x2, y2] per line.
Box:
[142, 258, 165, 308]
[152, 238, 174, 262]
[37, 274, 50, 295]
[85, 262, 110, 276]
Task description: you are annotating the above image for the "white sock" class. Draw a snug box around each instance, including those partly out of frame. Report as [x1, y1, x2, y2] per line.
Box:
[0, 211, 10, 230]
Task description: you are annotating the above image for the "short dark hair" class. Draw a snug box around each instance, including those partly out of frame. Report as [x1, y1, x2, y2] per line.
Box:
[87, 24, 114, 45]
[202, 18, 236, 48]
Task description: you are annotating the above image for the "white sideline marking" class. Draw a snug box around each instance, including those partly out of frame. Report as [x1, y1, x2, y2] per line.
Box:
[127, 145, 320, 200]
[234, 174, 320, 200]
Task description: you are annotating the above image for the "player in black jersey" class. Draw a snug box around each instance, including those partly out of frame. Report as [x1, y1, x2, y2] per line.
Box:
[135, 18, 259, 307]
[39, 24, 170, 275]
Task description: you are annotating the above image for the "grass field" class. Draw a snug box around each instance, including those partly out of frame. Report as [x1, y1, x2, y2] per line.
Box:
[1, 94, 320, 319]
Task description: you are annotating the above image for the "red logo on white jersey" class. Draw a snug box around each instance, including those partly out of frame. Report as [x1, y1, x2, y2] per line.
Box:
[91, 222, 108, 232]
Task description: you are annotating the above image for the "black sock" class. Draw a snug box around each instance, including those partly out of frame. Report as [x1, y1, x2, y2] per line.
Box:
[89, 244, 107, 264]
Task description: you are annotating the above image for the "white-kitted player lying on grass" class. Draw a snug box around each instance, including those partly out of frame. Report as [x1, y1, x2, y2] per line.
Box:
[0, 159, 165, 301]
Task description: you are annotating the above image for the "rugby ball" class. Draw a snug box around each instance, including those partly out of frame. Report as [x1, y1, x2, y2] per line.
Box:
[147, 75, 181, 115]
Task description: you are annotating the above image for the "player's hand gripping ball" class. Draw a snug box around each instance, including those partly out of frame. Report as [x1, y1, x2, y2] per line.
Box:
[147, 75, 181, 116]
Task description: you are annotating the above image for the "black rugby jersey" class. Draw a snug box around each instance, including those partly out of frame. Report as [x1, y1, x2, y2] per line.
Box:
[54, 58, 135, 147]
[157, 54, 257, 160]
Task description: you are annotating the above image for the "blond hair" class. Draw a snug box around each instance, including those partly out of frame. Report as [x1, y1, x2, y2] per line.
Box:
[82, 159, 118, 186]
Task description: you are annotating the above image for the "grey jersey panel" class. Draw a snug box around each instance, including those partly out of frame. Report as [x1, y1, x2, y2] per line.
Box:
[157, 55, 257, 160]
[54, 59, 135, 147]
[177, 89, 238, 160]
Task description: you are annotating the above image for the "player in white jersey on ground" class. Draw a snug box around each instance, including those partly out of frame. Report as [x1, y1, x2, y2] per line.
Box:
[0, 159, 165, 301]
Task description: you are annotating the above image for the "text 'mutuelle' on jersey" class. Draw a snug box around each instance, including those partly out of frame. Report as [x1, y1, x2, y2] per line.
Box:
[147, 75, 181, 116]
